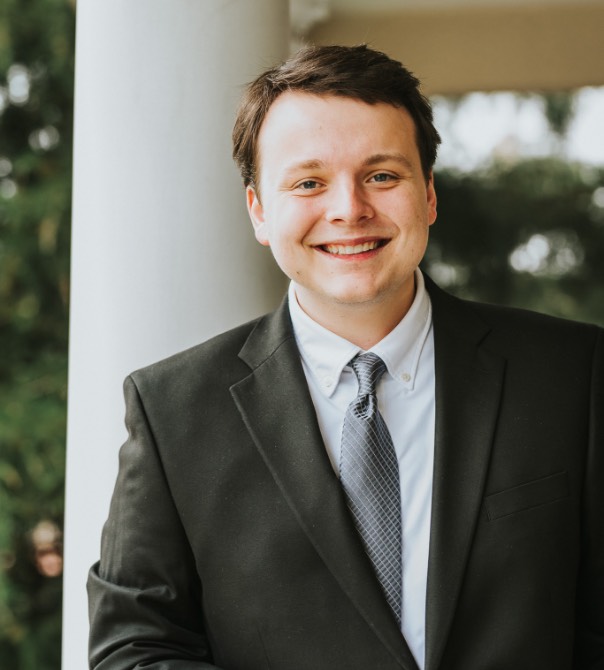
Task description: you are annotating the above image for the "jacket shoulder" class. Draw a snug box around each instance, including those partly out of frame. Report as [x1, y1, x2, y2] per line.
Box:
[128, 315, 265, 397]
[426, 276, 602, 363]
[467, 298, 601, 338]
[427, 275, 600, 336]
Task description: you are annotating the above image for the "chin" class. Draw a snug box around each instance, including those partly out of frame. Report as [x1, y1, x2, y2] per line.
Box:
[328, 289, 384, 307]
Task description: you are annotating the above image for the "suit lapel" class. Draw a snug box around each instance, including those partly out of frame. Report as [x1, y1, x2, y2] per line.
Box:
[230, 300, 420, 670]
[423, 279, 506, 670]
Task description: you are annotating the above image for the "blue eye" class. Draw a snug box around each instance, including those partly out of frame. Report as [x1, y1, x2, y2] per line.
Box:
[371, 173, 394, 183]
[299, 180, 320, 190]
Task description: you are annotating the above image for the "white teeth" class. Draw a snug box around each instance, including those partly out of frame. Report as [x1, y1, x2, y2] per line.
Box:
[324, 241, 380, 255]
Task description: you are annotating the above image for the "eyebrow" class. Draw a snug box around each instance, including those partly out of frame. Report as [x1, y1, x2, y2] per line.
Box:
[282, 153, 414, 177]
[282, 159, 326, 177]
[362, 153, 414, 171]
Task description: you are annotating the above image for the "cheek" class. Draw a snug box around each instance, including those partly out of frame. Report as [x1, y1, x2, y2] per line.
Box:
[261, 216, 298, 261]
[398, 197, 434, 230]
[274, 203, 317, 240]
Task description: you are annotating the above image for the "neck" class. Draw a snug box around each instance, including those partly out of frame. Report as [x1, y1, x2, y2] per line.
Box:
[294, 281, 416, 350]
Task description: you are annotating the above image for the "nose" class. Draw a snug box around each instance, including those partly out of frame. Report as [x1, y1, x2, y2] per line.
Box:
[325, 180, 374, 224]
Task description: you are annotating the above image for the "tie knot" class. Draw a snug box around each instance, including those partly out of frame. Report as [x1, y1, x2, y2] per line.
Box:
[350, 352, 387, 396]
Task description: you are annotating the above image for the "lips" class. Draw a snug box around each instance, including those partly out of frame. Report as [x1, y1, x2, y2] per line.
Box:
[320, 239, 386, 255]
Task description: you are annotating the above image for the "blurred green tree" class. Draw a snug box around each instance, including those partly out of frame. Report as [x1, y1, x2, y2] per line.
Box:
[0, 0, 74, 667]
[425, 158, 604, 326]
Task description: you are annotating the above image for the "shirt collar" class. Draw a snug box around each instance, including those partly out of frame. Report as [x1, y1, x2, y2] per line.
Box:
[288, 269, 432, 397]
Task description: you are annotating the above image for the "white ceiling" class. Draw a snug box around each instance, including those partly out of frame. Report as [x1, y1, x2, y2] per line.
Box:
[304, 0, 604, 92]
[329, 0, 601, 10]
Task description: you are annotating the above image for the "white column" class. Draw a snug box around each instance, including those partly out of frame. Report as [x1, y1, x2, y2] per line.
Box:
[62, 1, 289, 667]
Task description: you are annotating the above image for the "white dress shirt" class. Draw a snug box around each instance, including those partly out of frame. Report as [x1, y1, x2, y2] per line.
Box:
[288, 269, 435, 670]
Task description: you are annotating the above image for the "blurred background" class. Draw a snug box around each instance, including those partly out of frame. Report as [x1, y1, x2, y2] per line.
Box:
[0, 0, 602, 668]
[0, 0, 73, 668]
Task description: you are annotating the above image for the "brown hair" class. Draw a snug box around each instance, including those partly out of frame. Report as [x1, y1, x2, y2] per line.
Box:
[232, 44, 441, 189]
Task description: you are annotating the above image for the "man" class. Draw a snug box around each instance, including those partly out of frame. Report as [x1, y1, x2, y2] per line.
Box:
[88, 45, 603, 669]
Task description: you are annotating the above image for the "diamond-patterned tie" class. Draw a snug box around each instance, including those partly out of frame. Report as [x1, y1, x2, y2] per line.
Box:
[340, 352, 402, 624]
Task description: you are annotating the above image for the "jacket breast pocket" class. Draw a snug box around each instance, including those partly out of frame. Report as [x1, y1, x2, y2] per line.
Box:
[485, 471, 569, 521]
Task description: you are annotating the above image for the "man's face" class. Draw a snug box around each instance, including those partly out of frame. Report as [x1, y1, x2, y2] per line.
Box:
[246, 91, 437, 324]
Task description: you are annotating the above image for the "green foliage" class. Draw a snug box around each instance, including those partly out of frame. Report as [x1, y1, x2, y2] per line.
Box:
[0, 354, 65, 669]
[542, 91, 576, 139]
[0, 0, 74, 667]
[426, 158, 604, 326]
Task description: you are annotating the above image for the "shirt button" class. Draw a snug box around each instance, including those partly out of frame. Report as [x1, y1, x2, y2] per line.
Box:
[401, 373, 411, 383]
[323, 376, 335, 389]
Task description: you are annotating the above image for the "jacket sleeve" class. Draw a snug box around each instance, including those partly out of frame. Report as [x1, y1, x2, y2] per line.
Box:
[574, 327, 604, 668]
[87, 375, 222, 669]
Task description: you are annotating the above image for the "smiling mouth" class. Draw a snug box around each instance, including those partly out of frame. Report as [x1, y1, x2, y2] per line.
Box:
[320, 240, 387, 256]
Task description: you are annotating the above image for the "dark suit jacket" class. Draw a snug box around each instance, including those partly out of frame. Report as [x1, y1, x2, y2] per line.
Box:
[88, 278, 604, 670]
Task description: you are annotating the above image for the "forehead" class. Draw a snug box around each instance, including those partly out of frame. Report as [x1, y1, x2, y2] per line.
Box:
[256, 91, 419, 175]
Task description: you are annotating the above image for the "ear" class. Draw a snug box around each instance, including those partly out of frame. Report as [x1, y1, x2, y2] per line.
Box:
[426, 171, 437, 226]
[246, 186, 270, 246]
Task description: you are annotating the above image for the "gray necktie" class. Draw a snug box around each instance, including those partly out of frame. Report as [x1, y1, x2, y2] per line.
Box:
[340, 352, 402, 624]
